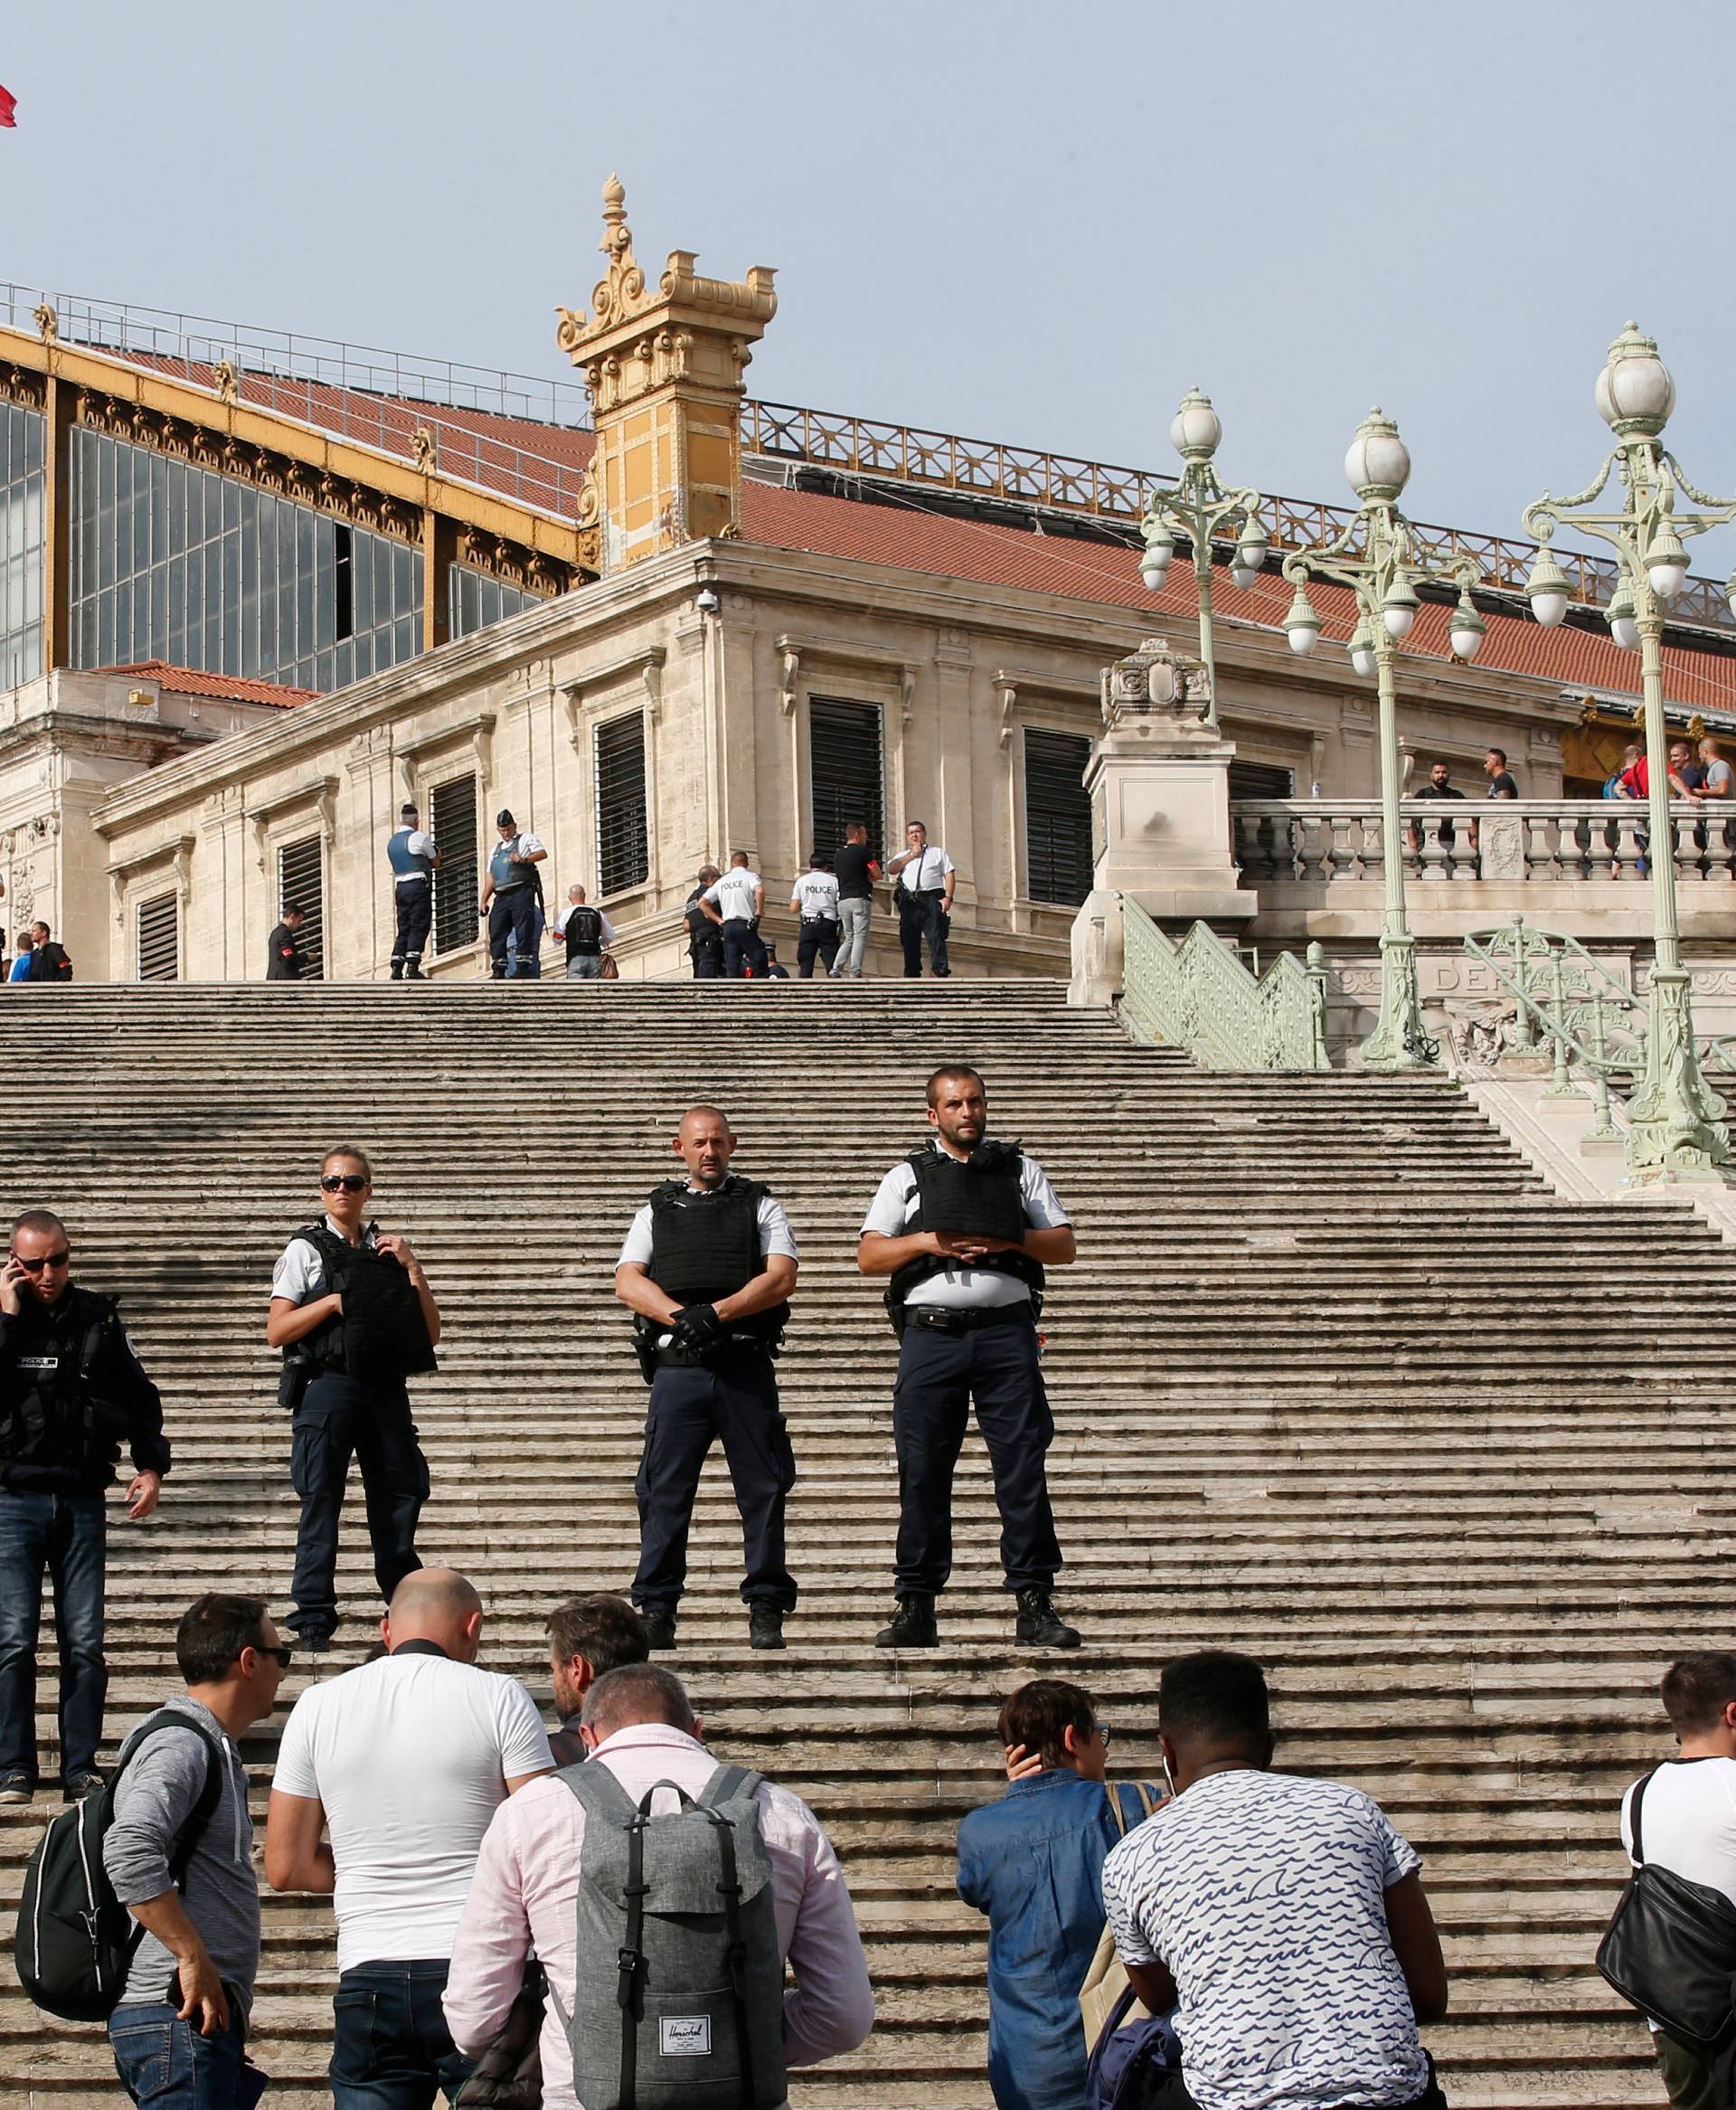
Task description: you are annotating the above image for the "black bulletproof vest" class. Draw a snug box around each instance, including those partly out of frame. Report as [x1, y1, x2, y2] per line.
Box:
[887, 1140, 1045, 1325]
[565, 906, 604, 958]
[646, 1178, 788, 1339]
[0, 1286, 131, 1471]
[285, 1223, 439, 1383]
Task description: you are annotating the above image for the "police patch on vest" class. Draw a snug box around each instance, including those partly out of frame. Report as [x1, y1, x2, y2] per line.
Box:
[14, 1358, 56, 1371]
[659, 2017, 712, 2057]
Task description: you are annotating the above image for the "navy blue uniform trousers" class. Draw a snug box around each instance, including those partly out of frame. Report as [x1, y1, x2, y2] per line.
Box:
[487, 886, 538, 978]
[289, 1375, 429, 1638]
[633, 1352, 797, 1611]
[892, 1316, 1060, 1594]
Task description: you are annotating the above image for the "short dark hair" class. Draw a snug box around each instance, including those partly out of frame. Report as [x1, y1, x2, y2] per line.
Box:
[1486, 746, 1508, 766]
[730, 850, 750, 866]
[1662, 1653, 1736, 1734]
[926, 1064, 986, 1107]
[846, 821, 867, 838]
[1158, 1650, 1270, 1751]
[10, 1208, 66, 1243]
[997, 1679, 1097, 1769]
[547, 1594, 649, 1679]
[176, 1594, 269, 1685]
[581, 1662, 696, 1739]
[282, 902, 306, 921]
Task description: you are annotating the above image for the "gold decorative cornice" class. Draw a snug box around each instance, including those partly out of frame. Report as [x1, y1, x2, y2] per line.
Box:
[458, 527, 567, 599]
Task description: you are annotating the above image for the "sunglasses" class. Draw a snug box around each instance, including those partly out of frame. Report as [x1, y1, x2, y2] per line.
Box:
[1097, 1723, 1113, 1749]
[9, 1249, 71, 1272]
[319, 1175, 370, 1194]
[253, 1645, 294, 1669]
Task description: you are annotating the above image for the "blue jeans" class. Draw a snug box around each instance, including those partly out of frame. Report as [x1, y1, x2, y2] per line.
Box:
[109, 1997, 264, 2109]
[0, 1487, 107, 1781]
[900, 891, 951, 976]
[331, 1960, 473, 2108]
[289, 1377, 429, 1639]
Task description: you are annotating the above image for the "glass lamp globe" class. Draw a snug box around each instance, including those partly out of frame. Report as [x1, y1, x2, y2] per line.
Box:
[1646, 525, 1690, 602]
[1170, 387, 1222, 463]
[1284, 582, 1322, 656]
[1595, 323, 1675, 439]
[1607, 586, 1640, 651]
[1348, 621, 1377, 678]
[1382, 581, 1420, 640]
[1449, 595, 1486, 661]
[1525, 547, 1571, 628]
[1344, 409, 1411, 502]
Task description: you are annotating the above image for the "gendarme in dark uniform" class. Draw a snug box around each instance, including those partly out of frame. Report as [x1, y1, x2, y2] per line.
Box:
[387, 801, 441, 979]
[267, 1150, 439, 1651]
[859, 1064, 1080, 1650]
[614, 1106, 798, 1652]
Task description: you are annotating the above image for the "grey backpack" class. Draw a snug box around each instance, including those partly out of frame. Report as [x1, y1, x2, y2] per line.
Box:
[552, 1761, 788, 2110]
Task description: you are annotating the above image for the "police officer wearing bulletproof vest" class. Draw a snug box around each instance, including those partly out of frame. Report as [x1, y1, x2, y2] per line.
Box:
[685, 865, 724, 979]
[614, 1106, 799, 1652]
[477, 809, 548, 979]
[858, 1065, 1080, 1650]
[0, 1208, 169, 1802]
[387, 800, 441, 979]
[267, 1149, 439, 1652]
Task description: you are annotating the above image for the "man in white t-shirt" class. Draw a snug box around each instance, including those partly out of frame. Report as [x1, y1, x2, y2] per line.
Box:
[700, 850, 768, 978]
[265, 1567, 553, 2107]
[1102, 1650, 1448, 2110]
[858, 1064, 1079, 1651]
[1618, 1652, 1736, 2109]
[789, 852, 842, 978]
[885, 819, 955, 978]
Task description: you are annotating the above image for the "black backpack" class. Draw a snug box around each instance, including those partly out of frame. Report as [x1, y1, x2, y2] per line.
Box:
[15, 1710, 222, 2021]
[1598, 1765, 1736, 2052]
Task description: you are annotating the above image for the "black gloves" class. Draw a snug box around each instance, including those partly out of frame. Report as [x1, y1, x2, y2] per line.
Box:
[672, 1303, 723, 1351]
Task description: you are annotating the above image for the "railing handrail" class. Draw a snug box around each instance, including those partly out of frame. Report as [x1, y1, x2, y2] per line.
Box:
[1231, 795, 1719, 811]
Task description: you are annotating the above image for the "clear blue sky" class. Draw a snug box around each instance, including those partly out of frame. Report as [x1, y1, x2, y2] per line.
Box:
[8, 2, 1736, 566]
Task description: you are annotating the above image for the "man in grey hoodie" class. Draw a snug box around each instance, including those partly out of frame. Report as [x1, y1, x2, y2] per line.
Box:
[104, 1593, 288, 2108]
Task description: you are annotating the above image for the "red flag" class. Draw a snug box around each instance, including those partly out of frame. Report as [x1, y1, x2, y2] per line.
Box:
[0, 87, 15, 128]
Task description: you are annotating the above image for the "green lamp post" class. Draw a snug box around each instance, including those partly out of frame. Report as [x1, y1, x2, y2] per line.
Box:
[1281, 410, 1487, 1070]
[1524, 324, 1736, 1181]
[1137, 387, 1269, 731]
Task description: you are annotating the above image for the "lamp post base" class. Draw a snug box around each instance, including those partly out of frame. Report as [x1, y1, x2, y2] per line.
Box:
[1359, 931, 1440, 1071]
[1625, 965, 1731, 1183]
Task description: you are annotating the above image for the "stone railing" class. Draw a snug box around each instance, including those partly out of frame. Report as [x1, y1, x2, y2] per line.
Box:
[1120, 897, 1329, 1070]
[1233, 799, 1736, 885]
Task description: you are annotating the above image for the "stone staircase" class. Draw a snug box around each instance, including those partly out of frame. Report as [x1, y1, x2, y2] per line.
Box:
[0, 977, 1722, 2107]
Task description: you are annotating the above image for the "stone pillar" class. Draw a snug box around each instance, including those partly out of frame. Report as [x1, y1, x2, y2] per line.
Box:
[1070, 636, 1252, 1007]
[558, 176, 777, 572]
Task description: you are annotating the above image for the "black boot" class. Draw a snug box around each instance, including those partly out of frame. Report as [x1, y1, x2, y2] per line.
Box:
[1014, 1588, 1080, 1649]
[748, 1606, 786, 1651]
[389, 962, 403, 980]
[874, 1594, 938, 1649]
[641, 1606, 677, 1651]
[405, 961, 426, 980]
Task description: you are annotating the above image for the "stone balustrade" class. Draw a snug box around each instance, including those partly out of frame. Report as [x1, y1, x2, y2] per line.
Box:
[1233, 799, 1736, 887]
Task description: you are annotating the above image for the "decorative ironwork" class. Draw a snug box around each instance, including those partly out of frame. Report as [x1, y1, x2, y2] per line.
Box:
[1120, 897, 1328, 1072]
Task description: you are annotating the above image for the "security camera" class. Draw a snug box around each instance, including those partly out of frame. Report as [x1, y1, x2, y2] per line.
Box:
[695, 586, 722, 616]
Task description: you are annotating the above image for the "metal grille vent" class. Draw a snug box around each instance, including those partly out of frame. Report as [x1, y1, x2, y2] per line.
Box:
[596, 713, 648, 896]
[808, 697, 884, 862]
[429, 773, 478, 958]
[136, 892, 177, 981]
[1024, 728, 1094, 905]
[278, 834, 324, 979]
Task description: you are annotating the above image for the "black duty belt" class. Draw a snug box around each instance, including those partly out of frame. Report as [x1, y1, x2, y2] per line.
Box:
[906, 1304, 1033, 1335]
[655, 1336, 773, 1369]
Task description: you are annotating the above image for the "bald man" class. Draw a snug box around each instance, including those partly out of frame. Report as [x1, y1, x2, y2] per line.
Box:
[614, 1106, 800, 1652]
[265, 1569, 552, 2105]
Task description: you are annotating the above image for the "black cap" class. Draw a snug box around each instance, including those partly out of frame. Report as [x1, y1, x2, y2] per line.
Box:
[400, 802, 419, 818]
[496, 809, 515, 828]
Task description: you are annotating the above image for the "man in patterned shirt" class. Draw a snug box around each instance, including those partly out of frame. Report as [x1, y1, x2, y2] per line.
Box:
[1101, 1651, 1449, 2110]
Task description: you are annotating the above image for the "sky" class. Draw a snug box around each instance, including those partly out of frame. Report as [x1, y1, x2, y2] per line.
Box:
[6, 1, 1736, 571]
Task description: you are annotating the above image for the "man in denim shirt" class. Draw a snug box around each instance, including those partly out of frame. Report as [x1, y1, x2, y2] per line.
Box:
[958, 1679, 1162, 2110]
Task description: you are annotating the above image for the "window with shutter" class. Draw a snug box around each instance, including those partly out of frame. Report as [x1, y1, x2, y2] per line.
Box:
[1024, 729, 1094, 905]
[808, 698, 884, 861]
[596, 713, 648, 895]
[278, 834, 325, 979]
[1228, 760, 1295, 799]
[136, 892, 178, 981]
[429, 774, 478, 958]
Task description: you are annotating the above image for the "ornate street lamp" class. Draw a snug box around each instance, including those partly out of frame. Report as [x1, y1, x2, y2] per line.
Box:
[1137, 387, 1269, 730]
[1524, 323, 1736, 1180]
[1282, 410, 1486, 1070]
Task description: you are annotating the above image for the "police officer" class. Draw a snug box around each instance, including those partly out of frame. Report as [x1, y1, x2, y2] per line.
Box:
[266, 1148, 439, 1651]
[0, 1208, 168, 1802]
[387, 800, 441, 979]
[858, 1064, 1080, 1650]
[699, 851, 769, 978]
[477, 809, 547, 979]
[267, 903, 308, 981]
[886, 820, 955, 978]
[685, 866, 725, 979]
[614, 1106, 799, 1651]
[789, 851, 843, 977]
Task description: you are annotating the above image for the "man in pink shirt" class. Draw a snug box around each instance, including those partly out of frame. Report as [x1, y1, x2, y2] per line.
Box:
[443, 1662, 875, 2109]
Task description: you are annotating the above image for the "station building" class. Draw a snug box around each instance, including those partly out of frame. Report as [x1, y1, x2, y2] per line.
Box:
[3, 182, 1735, 990]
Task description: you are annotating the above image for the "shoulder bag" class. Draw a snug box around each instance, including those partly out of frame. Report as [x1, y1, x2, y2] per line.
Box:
[1597, 1766, 1736, 2052]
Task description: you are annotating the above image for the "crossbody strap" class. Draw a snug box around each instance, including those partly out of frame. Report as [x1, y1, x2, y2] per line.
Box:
[1630, 1766, 1659, 1868]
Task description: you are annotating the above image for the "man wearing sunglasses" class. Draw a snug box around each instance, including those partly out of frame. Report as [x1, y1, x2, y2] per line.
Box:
[0, 1208, 170, 1803]
[267, 1150, 439, 1655]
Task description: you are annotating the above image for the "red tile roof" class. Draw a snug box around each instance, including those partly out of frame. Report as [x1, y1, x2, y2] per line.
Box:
[101, 661, 315, 706]
[739, 480, 1736, 716]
